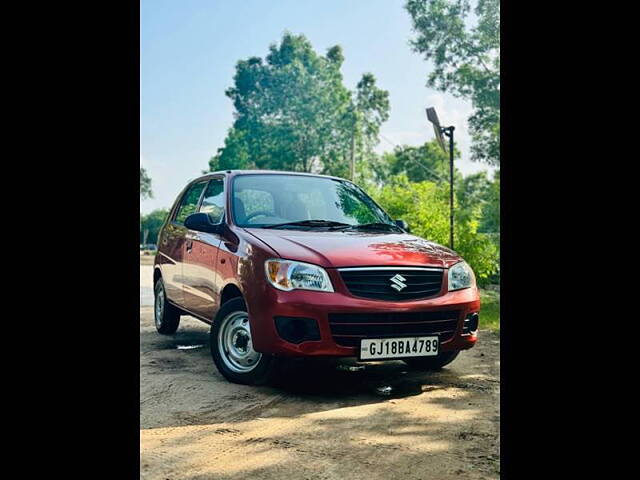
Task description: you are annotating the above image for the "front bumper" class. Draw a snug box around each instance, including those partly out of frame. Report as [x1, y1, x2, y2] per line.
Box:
[246, 275, 480, 358]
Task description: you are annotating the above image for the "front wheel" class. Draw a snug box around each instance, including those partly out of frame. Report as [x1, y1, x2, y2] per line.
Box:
[210, 297, 278, 385]
[403, 351, 460, 371]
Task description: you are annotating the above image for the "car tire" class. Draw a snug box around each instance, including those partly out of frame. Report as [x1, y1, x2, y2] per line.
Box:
[210, 297, 278, 385]
[403, 351, 460, 371]
[154, 278, 181, 335]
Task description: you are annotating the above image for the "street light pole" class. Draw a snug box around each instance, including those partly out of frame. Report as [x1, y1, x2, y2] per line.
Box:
[350, 126, 355, 181]
[442, 126, 455, 250]
[425, 107, 455, 251]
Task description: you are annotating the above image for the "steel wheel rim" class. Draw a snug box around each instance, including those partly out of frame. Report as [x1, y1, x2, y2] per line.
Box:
[154, 283, 164, 329]
[218, 311, 261, 373]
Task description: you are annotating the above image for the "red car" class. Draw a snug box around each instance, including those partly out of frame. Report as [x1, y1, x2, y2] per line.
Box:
[154, 171, 480, 385]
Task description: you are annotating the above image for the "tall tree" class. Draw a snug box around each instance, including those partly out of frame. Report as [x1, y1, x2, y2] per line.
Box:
[479, 169, 499, 233]
[378, 140, 461, 184]
[405, 0, 500, 165]
[140, 167, 153, 199]
[209, 33, 389, 177]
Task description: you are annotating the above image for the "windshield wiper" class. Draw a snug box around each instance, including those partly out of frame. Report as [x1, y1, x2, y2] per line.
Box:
[264, 219, 351, 229]
[339, 222, 402, 232]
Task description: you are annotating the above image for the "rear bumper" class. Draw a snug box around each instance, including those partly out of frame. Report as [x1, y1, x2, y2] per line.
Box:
[247, 283, 480, 358]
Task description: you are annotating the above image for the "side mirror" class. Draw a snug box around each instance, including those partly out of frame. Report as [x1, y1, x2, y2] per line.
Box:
[184, 213, 223, 234]
[395, 219, 409, 231]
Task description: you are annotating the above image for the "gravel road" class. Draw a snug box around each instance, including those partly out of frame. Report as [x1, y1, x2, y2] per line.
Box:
[140, 264, 500, 479]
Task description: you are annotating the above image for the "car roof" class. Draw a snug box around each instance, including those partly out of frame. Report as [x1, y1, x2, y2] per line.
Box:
[191, 169, 349, 184]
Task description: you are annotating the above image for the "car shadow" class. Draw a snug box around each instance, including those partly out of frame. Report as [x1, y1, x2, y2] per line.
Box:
[140, 311, 498, 425]
[273, 356, 437, 398]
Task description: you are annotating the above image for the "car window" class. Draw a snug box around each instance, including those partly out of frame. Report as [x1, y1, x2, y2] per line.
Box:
[174, 181, 207, 224]
[235, 189, 275, 224]
[296, 190, 327, 220]
[232, 174, 392, 227]
[199, 178, 225, 224]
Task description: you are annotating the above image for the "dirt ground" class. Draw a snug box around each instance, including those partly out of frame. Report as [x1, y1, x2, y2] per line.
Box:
[140, 265, 500, 480]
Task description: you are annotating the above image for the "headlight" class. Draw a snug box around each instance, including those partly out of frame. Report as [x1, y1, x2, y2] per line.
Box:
[448, 261, 475, 291]
[265, 259, 334, 292]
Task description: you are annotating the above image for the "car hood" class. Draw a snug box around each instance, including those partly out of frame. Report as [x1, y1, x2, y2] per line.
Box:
[243, 228, 461, 269]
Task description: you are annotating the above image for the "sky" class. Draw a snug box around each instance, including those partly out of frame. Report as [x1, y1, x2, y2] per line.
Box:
[140, 0, 494, 214]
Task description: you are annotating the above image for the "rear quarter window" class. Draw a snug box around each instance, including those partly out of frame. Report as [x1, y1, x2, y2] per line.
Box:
[174, 182, 207, 224]
[199, 179, 225, 223]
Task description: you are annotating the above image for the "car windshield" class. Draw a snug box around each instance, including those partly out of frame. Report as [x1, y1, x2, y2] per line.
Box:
[231, 174, 396, 229]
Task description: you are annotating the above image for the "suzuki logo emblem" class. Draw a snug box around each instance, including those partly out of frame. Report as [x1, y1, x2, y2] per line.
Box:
[389, 274, 407, 292]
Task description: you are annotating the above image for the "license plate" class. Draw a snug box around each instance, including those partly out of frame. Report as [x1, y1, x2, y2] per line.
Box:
[359, 336, 439, 360]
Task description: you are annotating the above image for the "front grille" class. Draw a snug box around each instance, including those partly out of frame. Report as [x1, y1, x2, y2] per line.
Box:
[328, 310, 460, 348]
[339, 267, 444, 301]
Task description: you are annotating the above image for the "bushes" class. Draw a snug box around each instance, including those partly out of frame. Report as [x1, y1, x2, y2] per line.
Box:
[140, 209, 170, 245]
[368, 174, 499, 284]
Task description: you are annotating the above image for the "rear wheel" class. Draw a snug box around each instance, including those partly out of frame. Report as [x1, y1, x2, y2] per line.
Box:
[210, 297, 278, 385]
[154, 278, 181, 334]
[403, 351, 459, 371]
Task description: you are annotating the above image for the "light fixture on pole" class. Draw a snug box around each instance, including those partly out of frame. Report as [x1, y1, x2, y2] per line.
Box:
[426, 107, 455, 250]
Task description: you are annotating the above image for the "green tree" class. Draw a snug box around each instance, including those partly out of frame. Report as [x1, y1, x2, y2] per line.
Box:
[377, 140, 461, 184]
[479, 169, 499, 233]
[343, 73, 390, 182]
[209, 33, 389, 176]
[454, 169, 499, 282]
[456, 170, 490, 211]
[140, 167, 153, 199]
[455, 170, 499, 233]
[208, 128, 252, 172]
[405, 0, 500, 165]
[140, 209, 170, 245]
[368, 174, 498, 282]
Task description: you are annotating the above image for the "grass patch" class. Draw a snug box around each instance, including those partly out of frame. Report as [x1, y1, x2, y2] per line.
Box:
[480, 288, 500, 332]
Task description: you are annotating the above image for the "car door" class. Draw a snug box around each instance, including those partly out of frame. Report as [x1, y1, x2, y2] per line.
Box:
[160, 180, 207, 307]
[182, 177, 225, 320]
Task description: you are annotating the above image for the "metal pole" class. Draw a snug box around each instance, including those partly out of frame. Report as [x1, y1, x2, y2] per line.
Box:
[350, 126, 355, 181]
[447, 126, 455, 250]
